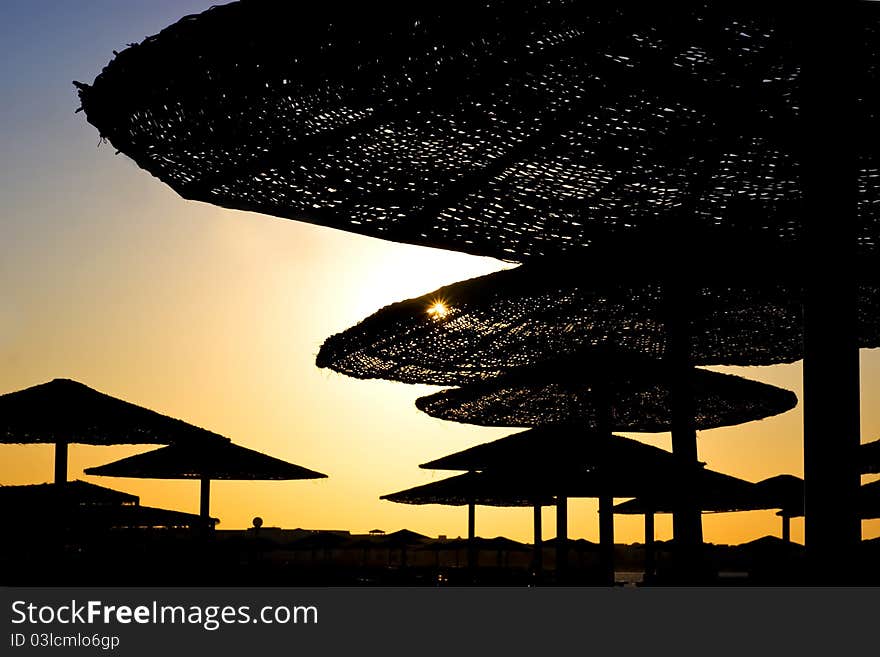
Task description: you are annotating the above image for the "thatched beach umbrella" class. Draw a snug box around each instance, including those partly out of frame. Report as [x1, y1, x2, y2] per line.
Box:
[85, 441, 327, 522]
[615, 474, 805, 547]
[414, 353, 795, 577]
[381, 471, 554, 574]
[74, 1, 874, 576]
[317, 263, 880, 383]
[0, 480, 139, 508]
[73, 3, 879, 261]
[418, 429, 701, 581]
[0, 379, 228, 485]
[420, 429, 772, 583]
[385, 461, 752, 582]
[0, 481, 212, 532]
[415, 363, 797, 431]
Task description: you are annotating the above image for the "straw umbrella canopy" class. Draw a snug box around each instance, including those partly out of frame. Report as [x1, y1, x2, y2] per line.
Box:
[382, 470, 554, 574]
[614, 474, 805, 544]
[416, 351, 796, 578]
[415, 365, 797, 431]
[73, 2, 880, 262]
[73, 0, 871, 576]
[0, 481, 212, 532]
[0, 480, 139, 508]
[419, 428, 708, 473]
[84, 441, 327, 521]
[0, 379, 229, 485]
[317, 262, 880, 383]
[384, 464, 753, 580]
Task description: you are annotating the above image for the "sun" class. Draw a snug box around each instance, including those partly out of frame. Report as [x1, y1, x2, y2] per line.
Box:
[426, 300, 450, 320]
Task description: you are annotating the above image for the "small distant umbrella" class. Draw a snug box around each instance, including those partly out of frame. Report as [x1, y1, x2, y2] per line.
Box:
[419, 427, 705, 472]
[85, 441, 327, 522]
[0, 379, 228, 484]
[382, 471, 554, 573]
[71, 504, 213, 530]
[0, 481, 212, 532]
[0, 480, 139, 508]
[382, 529, 430, 568]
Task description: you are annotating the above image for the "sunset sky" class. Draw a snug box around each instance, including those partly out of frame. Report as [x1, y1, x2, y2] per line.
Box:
[3, 0, 880, 546]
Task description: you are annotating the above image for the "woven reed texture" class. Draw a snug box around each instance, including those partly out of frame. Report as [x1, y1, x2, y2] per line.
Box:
[75, 1, 880, 260]
[0, 379, 230, 446]
[317, 262, 880, 383]
[420, 429, 700, 471]
[415, 368, 796, 431]
[383, 464, 751, 506]
[85, 442, 327, 481]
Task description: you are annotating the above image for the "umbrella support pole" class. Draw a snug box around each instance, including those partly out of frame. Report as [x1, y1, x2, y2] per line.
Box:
[644, 512, 655, 583]
[467, 501, 476, 574]
[665, 282, 703, 583]
[533, 504, 543, 578]
[798, 5, 860, 584]
[596, 397, 615, 586]
[781, 515, 791, 545]
[599, 495, 614, 586]
[54, 441, 68, 486]
[556, 496, 568, 583]
[199, 477, 211, 528]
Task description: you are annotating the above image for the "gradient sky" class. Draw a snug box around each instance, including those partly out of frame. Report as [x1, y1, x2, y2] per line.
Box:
[2, 0, 879, 546]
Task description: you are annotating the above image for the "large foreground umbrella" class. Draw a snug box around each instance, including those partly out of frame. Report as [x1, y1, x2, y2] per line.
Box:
[0, 379, 228, 484]
[85, 441, 327, 521]
[75, 0, 871, 576]
[73, 2, 880, 261]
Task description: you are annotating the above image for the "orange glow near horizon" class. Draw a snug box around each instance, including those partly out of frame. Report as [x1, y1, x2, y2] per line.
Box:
[2, 189, 880, 546]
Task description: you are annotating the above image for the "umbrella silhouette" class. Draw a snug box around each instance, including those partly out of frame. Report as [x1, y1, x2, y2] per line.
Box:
[382, 470, 554, 574]
[85, 441, 327, 523]
[0, 379, 228, 485]
[73, 3, 880, 261]
[415, 363, 797, 431]
[411, 353, 795, 581]
[0, 480, 138, 508]
[0, 480, 213, 533]
[417, 429, 716, 581]
[615, 474, 805, 551]
[316, 263, 880, 383]
[73, 1, 874, 576]
[385, 459, 752, 583]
